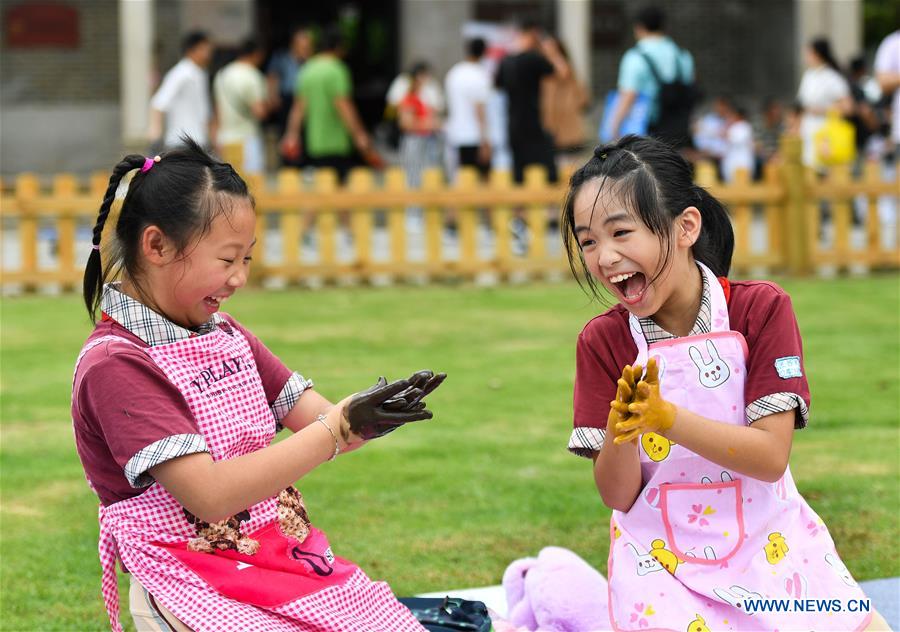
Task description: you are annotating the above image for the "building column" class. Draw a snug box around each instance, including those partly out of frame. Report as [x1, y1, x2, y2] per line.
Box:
[119, 0, 154, 147]
[795, 0, 861, 78]
[557, 0, 591, 91]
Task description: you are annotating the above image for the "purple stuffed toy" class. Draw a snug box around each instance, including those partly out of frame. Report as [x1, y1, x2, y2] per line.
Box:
[503, 546, 610, 631]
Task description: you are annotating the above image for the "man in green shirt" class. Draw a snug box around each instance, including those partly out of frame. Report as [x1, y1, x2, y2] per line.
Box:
[280, 26, 373, 182]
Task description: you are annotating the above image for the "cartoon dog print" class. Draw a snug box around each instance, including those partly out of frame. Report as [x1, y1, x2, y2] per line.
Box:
[689, 339, 731, 389]
[642, 432, 675, 461]
[825, 552, 858, 586]
[686, 613, 710, 632]
[625, 542, 664, 576]
[763, 532, 789, 565]
[713, 584, 763, 615]
[649, 538, 680, 575]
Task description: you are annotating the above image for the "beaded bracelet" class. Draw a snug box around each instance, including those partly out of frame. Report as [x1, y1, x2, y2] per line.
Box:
[315, 413, 340, 461]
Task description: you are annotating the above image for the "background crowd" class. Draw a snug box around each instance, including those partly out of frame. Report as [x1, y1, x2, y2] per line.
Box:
[147, 9, 899, 189]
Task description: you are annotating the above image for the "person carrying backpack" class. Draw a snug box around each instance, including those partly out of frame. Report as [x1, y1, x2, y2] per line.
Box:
[606, 6, 697, 148]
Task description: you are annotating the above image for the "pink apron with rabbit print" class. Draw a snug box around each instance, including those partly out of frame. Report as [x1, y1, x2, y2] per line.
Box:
[606, 263, 870, 632]
[74, 322, 422, 632]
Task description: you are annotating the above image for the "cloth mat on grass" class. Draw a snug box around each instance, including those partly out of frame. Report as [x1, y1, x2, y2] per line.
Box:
[418, 577, 898, 630]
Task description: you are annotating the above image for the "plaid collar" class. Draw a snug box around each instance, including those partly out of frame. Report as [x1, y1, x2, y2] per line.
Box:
[637, 266, 712, 344]
[100, 283, 229, 347]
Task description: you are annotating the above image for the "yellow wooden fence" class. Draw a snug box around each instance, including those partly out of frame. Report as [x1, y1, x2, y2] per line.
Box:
[0, 137, 897, 292]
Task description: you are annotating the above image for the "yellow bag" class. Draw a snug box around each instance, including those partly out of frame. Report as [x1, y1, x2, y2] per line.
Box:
[813, 110, 856, 166]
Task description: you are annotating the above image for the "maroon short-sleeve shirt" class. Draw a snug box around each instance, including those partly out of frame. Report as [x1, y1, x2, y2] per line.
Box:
[72, 315, 293, 506]
[572, 280, 811, 450]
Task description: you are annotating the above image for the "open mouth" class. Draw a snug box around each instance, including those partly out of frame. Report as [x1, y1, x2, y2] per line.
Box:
[203, 295, 230, 310]
[609, 271, 647, 304]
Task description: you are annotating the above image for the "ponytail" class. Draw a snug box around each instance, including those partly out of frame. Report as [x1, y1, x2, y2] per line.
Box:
[691, 186, 734, 277]
[83, 155, 145, 321]
[83, 137, 252, 323]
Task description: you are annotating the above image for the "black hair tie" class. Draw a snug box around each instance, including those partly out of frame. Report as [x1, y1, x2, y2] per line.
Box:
[593, 146, 608, 160]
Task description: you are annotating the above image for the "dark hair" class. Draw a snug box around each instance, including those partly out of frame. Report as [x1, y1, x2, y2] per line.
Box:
[635, 7, 665, 32]
[467, 37, 486, 59]
[517, 18, 543, 33]
[182, 31, 209, 54]
[810, 37, 841, 73]
[237, 38, 262, 58]
[290, 24, 312, 40]
[561, 135, 734, 301]
[762, 96, 781, 111]
[409, 60, 431, 77]
[320, 25, 343, 52]
[83, 137, 252, 321]
[849, 55, 866, 75]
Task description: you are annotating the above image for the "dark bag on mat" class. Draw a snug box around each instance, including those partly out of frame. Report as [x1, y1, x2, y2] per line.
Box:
[398, 596, 492, 632]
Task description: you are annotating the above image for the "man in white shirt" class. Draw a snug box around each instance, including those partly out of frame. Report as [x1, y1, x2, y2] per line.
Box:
[444, 38, 492, 178]
[213, 39, 270, 173]
[149, 32, 213, 150]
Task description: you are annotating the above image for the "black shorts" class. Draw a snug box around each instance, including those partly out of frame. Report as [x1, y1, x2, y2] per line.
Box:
[457, 146, 490, 178]
[510, 133, 558, 184]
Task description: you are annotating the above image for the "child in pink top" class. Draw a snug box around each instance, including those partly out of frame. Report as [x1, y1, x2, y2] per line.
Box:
[73, 139, 443, 631]
[561, 135, 889, 631]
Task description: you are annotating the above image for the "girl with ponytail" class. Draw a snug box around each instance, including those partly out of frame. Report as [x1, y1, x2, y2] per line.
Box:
[73, 138, 443, 631]
[562, 136, 885, 630]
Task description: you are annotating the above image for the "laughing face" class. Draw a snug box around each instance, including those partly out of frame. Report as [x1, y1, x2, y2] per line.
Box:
[140, 197, 257, 329]
[572, 178, 699, 323]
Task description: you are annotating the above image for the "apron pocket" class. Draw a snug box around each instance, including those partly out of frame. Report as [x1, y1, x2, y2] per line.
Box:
[660, 479, 744, 564]
[160, 524, 356, 608]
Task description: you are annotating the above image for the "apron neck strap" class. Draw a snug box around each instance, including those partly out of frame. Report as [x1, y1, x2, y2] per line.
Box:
[628, 262, 731, 365]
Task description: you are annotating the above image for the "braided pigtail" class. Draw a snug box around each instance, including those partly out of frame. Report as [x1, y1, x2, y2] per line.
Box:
[83, 155, 145, 321]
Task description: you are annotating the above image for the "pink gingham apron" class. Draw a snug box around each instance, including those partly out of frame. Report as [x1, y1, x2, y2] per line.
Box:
[606, 263, 870, 632]
[74, 321, 422, 632]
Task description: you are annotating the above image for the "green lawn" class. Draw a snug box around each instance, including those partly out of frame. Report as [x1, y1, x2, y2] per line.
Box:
[2, 275, 898, 630]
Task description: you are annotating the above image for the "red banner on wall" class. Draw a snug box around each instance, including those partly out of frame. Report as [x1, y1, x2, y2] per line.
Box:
[5, 2, 80, 48]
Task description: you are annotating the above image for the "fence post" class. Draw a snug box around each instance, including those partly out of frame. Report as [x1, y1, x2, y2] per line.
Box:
[15, 174, 39, 290]
[780, 135, 811, 275]
[53, 174, 78, 288]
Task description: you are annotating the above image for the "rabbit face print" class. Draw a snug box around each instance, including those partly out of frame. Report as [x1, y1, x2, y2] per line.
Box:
[689, 339, 731, 388]
[625, 542, 664, 576]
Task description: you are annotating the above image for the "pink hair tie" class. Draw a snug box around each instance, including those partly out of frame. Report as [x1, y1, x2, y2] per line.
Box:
[92, 244, 100, 251]
[141, 155, 160, 173]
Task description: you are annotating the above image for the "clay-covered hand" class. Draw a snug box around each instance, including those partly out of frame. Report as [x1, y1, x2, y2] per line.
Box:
[616, 358, 676, 437]
[342, 376, 436, 442]
[610, 363, 641, 445]
[382, 370, 447, 411]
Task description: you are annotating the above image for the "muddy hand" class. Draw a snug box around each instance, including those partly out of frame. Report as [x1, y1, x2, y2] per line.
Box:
[611, 363, 642, 445]
[343, 376, 434, 441]
[616, 359, 676, 437]
[383, 370, 447, 411]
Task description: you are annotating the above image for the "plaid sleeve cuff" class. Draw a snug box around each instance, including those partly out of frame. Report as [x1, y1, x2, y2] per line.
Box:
[568, 427, 606, 458]
[124, 434, 209, 488]
[271, 372, 314, 430]
[746, 392, 809, 429]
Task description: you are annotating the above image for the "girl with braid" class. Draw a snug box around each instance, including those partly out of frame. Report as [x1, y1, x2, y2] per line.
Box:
[72, 138, 444, 631]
